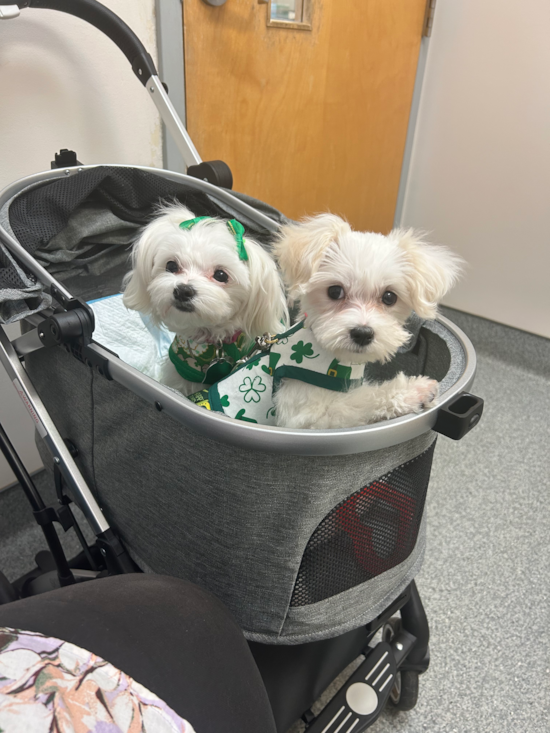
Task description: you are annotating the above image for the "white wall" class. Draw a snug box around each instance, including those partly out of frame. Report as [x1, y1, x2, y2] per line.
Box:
[0, 0, 162, 489]
[400, 0, 550, 339]
[0, 0, 162, 188]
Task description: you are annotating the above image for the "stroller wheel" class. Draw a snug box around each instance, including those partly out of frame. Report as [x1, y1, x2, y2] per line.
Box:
[382, 616, 402, 642]
[382, 617, 419, 711]
[388, 670, 419, 711]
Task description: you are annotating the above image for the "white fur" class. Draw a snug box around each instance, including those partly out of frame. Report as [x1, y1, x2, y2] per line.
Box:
[123, 203, 288, 394]
[273, 215, 463, 428]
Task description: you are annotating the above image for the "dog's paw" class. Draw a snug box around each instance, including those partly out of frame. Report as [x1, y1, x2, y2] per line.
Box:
[407, 376, 439, 411]
[370, 374, 440, 421]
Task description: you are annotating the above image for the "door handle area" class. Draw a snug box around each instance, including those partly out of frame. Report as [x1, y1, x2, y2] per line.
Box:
[201, 0, 228, 6]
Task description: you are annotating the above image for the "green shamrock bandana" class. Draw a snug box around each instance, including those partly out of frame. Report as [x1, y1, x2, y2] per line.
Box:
[190, 321, 365, 424]
[169, 332, 253, 385]
[179, 217, 248, 261]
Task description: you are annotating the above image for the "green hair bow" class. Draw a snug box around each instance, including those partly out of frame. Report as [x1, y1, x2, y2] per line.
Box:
[179, 216, 248, 262]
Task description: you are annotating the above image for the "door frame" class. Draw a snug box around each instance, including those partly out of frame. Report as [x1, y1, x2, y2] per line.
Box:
[155, 0, 188, 174]
[393, 36, 431, 228]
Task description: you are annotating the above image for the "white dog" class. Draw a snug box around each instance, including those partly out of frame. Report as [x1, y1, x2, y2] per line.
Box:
[122, 203, 288, 395]
[268, 214, 463, 429]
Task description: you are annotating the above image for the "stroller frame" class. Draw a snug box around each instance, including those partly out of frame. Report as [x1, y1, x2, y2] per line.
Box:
[0, 2, 484, 731]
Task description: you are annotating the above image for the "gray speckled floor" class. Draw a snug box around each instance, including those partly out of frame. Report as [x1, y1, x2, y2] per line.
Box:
[0, 470, 92, 583]
[289, 308, 550, 733]
[1, 309, 549, 733]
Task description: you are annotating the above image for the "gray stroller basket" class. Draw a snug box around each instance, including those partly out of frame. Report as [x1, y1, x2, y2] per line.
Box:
[0, 2, 484, 732]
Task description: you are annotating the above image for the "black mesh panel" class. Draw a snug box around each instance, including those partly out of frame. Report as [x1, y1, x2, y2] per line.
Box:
[290, 441, 436, 607]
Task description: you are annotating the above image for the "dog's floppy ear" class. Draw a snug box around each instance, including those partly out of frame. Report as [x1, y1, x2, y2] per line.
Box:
[122, 225, 159, 314]
[122, 202, 195, 315]
[394, 229, 464, 319]
[239, 237, 289, 336]
[273, 214, 351, 301]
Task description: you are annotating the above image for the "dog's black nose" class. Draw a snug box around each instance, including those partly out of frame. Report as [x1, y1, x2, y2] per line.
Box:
[173, 283, 196, 302]
[350, 327, 374, 346]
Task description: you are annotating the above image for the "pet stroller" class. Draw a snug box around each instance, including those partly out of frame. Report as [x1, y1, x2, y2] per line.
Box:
[0, 2, 484, 731]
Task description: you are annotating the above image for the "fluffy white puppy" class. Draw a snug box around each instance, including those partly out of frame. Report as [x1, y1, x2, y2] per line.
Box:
[123, 203, 288, 394]
[272, 214, 463, 429]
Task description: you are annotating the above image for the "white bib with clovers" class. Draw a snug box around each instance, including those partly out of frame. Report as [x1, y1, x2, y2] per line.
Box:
[203, 321, 365, 425]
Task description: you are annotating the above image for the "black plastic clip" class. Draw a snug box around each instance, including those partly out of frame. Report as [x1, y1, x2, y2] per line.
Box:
[32, 505, 59, 527]
[51, 149, 82, 169]
[96, 529, 136, 575]
[41, 285, 95, 341]
[433, 392, 484, 440]
[38, 286, 113, 380]
[33, 504, 73, 532]
[38, 308, 93, 348]
[187, 160, 234, 189]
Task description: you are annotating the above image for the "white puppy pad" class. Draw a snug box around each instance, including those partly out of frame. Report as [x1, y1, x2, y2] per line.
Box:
[89, 294, 173, 381]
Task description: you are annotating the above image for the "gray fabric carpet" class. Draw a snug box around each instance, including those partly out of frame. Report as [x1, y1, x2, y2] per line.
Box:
[0, 470, 92, 583]
[1, 307, 549, 732]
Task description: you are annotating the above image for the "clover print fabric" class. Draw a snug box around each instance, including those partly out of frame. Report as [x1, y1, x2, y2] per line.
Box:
[209, 352, 276, 424]
[0, 627, 195, 733]
[289, 339, 318, 364]
[208, 321, 365, 424]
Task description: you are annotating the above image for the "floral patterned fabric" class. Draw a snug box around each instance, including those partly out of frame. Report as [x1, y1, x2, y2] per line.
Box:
[0, 627, 196, 733]
[169, 331, 252, 385]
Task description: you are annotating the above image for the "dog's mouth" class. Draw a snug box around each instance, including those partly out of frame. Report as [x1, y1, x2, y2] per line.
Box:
[344, 338, 374, 354]
[345, 344, 375, 361]
[337, 338, 386, 364]
[173, 302, 196, 313]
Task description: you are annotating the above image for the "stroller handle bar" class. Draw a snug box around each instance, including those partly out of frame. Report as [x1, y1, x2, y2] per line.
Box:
[5, 0, 158, 84]
[0, 0, 202, 168]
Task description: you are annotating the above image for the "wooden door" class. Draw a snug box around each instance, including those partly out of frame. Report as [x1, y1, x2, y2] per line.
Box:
[183, 0, 427, 233]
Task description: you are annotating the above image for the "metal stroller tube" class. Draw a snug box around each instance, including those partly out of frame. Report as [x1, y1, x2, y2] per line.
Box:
[2, 0, 157, 83]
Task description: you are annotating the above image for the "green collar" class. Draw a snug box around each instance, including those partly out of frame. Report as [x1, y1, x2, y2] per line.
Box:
[179, 217, 248, 261]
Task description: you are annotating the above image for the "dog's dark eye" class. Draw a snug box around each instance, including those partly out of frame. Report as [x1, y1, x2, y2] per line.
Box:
[213, 269, 229, 283]
[328, 285, 345, 300]
[382, 290, 397, 306]
[166, 260, 179, 273]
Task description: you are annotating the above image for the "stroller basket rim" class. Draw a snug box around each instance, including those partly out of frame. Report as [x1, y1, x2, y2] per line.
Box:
[0, 165, 477, 456]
